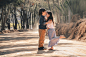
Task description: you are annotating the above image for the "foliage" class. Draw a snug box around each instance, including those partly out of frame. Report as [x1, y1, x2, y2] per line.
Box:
[63, 0, 86, 18]
[0, 0, 23, 7]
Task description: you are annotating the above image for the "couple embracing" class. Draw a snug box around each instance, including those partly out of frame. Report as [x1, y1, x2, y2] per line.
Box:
[38, 8, 65, 50]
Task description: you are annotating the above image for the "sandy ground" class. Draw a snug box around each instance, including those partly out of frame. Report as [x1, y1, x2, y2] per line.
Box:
[0, 30, 86, 57]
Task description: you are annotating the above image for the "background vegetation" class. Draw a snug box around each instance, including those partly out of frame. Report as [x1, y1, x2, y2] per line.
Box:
[0, 0, 86, 41]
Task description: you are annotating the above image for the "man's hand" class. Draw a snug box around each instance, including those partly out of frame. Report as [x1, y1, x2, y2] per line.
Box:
[45, 21, 52, 24]
[47, 27, 50, 29]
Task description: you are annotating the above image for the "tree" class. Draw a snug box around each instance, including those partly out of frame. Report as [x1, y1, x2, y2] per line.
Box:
[47, 0, 51, 10]
[63, 0, 86, 18]
[0, 0, 23, 30]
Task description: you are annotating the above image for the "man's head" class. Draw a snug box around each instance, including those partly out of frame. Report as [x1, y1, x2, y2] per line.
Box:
[39, 8, 47, 16]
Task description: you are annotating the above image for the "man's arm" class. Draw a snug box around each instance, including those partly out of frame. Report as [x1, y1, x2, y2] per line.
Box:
[39, 17, 52, 25]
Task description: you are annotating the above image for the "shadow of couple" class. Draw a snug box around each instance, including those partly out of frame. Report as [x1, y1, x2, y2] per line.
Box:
[37, 50, 58, 54]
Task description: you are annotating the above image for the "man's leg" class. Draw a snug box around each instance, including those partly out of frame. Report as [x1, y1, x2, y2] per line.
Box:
[38, 29, 46, 50]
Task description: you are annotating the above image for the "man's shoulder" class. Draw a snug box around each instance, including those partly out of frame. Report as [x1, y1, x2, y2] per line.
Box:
[40, 15, 45, 18]
[40, 16, 44, 21]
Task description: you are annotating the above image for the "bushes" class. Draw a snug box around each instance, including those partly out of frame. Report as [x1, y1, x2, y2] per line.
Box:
[56, 19, 86, 41]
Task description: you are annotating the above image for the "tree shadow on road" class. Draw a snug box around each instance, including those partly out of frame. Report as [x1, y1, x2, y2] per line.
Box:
[37, 50, 57, 54]
[0, 48, 37, 55]
[0, 37, 39, 41]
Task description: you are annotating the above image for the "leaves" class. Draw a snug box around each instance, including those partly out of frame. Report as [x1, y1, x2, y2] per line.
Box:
[0, 0, 23, 7]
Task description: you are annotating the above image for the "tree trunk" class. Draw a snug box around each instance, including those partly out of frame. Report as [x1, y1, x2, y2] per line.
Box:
[33, 3, 37, 25]
[31, 13, 32, 29]
[6, 5, 10, 30]
[1, 6, 5, 30]
[68, 8, 71, 23]
[4, 5, 10, 30]
[21, 8, 23, 29]
[57, 0, 60, 23]
[12, 10, 14, 30]
[47, 0, 51, 10]
[22, 10, 25, 29]
[24, 10, 27, 29]
[14, 6, 17, 29]
[26, 11, 29, 29]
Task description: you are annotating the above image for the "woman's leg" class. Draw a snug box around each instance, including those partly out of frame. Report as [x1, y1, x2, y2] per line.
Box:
[48, 29, 60, 48]
[48, 29, 54, 40]
[48, 29, 55, 47]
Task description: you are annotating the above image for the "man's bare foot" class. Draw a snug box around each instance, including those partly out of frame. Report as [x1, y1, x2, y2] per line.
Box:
[60, 35, 66, 39]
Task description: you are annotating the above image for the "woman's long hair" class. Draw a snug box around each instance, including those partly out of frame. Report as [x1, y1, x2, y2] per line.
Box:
[47, 12, 54, 23]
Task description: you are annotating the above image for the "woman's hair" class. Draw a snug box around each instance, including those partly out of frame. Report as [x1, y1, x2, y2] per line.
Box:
[47, 12, 53, 22]
[39, 8, 46, 16]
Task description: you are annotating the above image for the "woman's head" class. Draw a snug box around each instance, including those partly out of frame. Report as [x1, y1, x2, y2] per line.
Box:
[39, 8, 47, 16]
[46, 12, 53, 22]
[46, 12, 53, 18]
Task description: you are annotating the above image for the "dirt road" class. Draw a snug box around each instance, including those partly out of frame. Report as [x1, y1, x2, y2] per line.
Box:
[0, 31, 86, 57]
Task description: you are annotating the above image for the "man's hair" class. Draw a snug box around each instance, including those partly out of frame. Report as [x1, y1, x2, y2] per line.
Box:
[39, 8, 46, 16]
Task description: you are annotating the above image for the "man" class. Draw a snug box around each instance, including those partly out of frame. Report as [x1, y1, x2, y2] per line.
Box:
[38, 8, 48, 50]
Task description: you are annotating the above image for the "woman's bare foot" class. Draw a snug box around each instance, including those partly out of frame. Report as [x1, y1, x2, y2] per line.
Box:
[60, 35, 66, 39]
[48, 47, 53, 50]
[48, 48, 53, 50]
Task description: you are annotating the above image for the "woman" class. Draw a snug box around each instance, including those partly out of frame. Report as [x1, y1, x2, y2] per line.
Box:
[46, 12, 65, 50]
